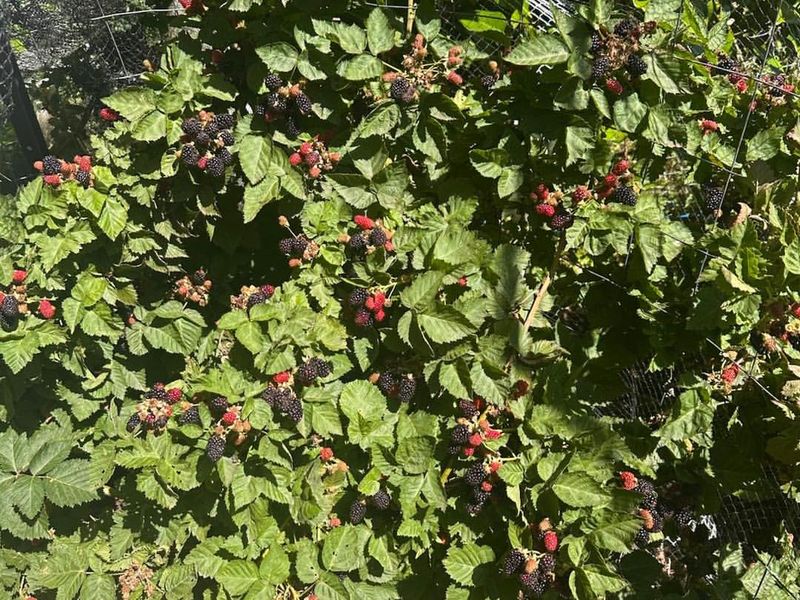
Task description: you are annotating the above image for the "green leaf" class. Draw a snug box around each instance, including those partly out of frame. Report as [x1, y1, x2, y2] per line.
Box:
[216, 560, 259, 596]
[417, 306, 474, 344]
[505, 34, 569, 65]
[243, 177, 281, 223]
[400, 272, 444, 310]
[97, 197, 127, 240]
[321, 525, 371, 571]
[659, 388, 715, 442]
[587, 515, 642, 552]
[131, 110, 167, 141]
[239, 135, 275, 185]
[552, 472, 611, 508]
[746, 126, 783, 162]
[255, 43, 299, 71]
[613, 94, 647, 132]
[43, 459, 99, 507]
[366, 9, 395, 55]
[336, 55, 384, 80]
[443, 544, 495, 586]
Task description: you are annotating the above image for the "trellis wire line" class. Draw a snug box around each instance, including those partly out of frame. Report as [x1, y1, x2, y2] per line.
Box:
[90, 7, 181, 21]
[95, 0, 130, 78]
[692, 0, 783, 295]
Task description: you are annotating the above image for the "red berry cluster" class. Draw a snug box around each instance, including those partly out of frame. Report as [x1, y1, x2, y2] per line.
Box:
[341, 215, 395, 256]
[615, 471, 675, 546]
[348, 288, 388, 327]
[34, 154, 94, 188]
[288, 138, 341, 179]
[595, 158, 637, 206]
[126, 383, 183, 434]
[531, 184, 583, 230]
[699, 119, 719, 135]
[1, 269, 56, 321]
[174, 269, 212, 307]
[178, 0, 204, 12]
[714, 55, 748, 94]
[449, 398, 502, 457]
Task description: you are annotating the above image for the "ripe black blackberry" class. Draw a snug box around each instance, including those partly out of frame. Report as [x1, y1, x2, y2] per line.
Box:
[615, 185, 637, 206]
[350, 499, 367, 523]
[538, 553, 555, 574]
[218, 148, 233, 166]
[458, 399, 479, 418]
[529, 577, 547, 598]
[179, 406, 201, 425]
[590, 31, 604, 54]
[75, 170, 91, 188]
[311, 358, 332, 378]
[291, 236, 309, 256]
[247, 291, 267, 309]
[41, 155, 61, 176]
[212, 113, 235, 130]
[464, 462, 486, 487]
[703, 185, 724, 211]
[192, 268, 207, 285]
[279, 238, 295, 256]
[354, 307, 374, 327]
[519, 573, 539, 592]
[640, 493, 658, 511]
[181, 144, 200, 166]
[294, 93, 312, 115]
[265, 73, 283, 91]
[285, 116, 300, 139]
[296, 361, 318, 385]
[614, 18, 638, 37]
[591, 56, 610, 80]
[377, 371, 397, 396]
[502, 549, 525, 575]
[204, 123, 220, 138]
[211, 396, 229, 413]
[674, 508, 693, 528]
[147, 384, 169, 401]
[218, 130, 235, 146]
[262, 386, 280, 407]
[195, 131, 211, 147]
[716, 56, 737, 75]
[348, 234, 367, 253]
[451, 424, 470, 445]
[390, 77, 412, 102]
[466, 501, 485, 516]
[448, 444, 462, 455]
[634, 527, 650, 547]
[349, 288, 368, 307]
[266, 92, 287, 113]
[635, 479, 655, 496]
[369, 228, 388, 247]
[126, 413, 141, 432]
[206, 156, 226, 177]
[284, 397, 304, 423]
[626, 54, 648, 77]
[472, 488, 490, 504]
[181, 118, 202, 137]
[206, 435, 226, 462]
[650, 511, 664, 532]
[397, 376, 416, 402]
[254, 104, 267, 118]
[480, 74, 496, 90]
[549, 210, 573, 230]
[370, 489, 391, 510]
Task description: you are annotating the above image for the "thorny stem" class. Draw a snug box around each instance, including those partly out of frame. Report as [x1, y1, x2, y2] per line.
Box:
[522, 233, 567, 331]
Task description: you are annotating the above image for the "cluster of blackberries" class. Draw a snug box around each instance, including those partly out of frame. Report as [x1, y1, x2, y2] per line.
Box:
[375, 371, 417, 402]
[178, 405, 201, 425]
[619, 472, 694, 547]
[595, 159, 637, 206]
[279, 235, 318, 268]
[126, 383, 183, 433]
[179, 111, 235, 177]
[0, 293, 20, 332]
[296, 358, 333, 385]
[703, 184, 724, 212]
[229, 284, 274, 312]
[714, 54, 748, 93]
[34, 154, 93, 188]
[344, 215, 394, 256]
[206, 434, 226, 462]
[589, 19, 652, 95]
[174, 269, 212, 307]
[262, 384, 303, 423]
[288, 139, 341, 179]
[389, 76, 416, 103]
[349, 488, 392, 524]
[348, 288, 388, 327]
[254, 74, 312, 139]
[462, 461, 496, 515]
[247, 284, 275, 310]
[503, 549, 556, 598]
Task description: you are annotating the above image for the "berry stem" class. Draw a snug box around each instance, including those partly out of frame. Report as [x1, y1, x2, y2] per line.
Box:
[522, 234, 567, 331]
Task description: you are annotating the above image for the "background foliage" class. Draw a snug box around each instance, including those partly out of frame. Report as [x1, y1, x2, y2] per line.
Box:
[1, 0, 800, 598]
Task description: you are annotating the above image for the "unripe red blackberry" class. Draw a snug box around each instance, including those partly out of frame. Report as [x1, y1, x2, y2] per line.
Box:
[377, 372, 397, 396]
[370, 489, 391, 510]
[294, 93, 312, 115]
[543, 530, 558, 553]
[178, 406, 200, 425]
[451, 424, 470, 445]
[464, 461, 486, 487]
[212, 113, 235, 130]
[126, 413, 141, 432]
[181, 145, 200, 166]
[42, 155, 61, 175]
[626, 54, 648, 77]
[502, 549, 525, 575]
[206, 435, 226, 462]
[354, 308, 373, 327]
[349, 499, 367, 524]
[614, 185, 637, 206]
[397, 376, 416, 402]
[349, 288, 368, 307]
[369, 228, 388, 247]
[265, 73, 283, 91]
[304, 151, 321, 167]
